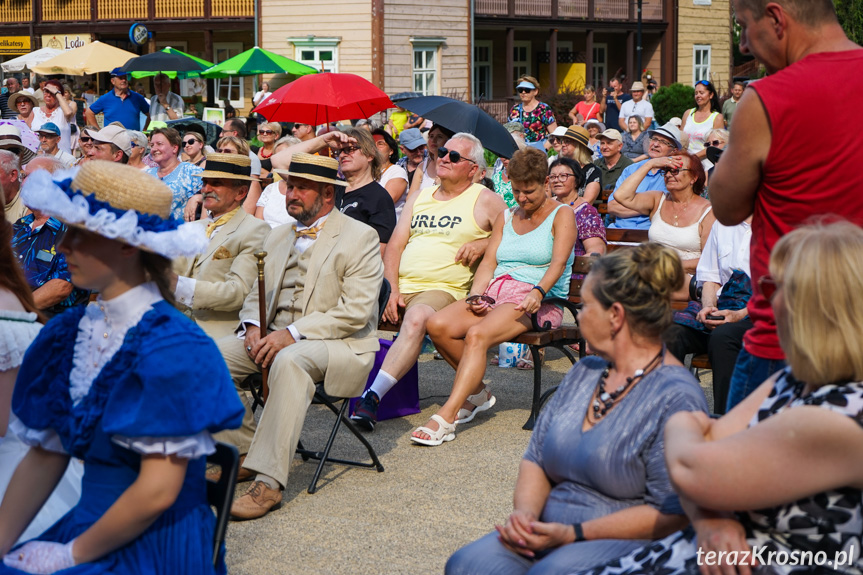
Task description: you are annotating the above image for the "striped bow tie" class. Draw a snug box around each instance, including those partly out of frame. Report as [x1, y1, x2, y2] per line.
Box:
[295, 225, 323, 240]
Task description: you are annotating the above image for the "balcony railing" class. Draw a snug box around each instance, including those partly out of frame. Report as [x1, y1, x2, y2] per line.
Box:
[476, 0, 663, 20]
[0, 0, 32, 23]
[5, 0, 251, 22]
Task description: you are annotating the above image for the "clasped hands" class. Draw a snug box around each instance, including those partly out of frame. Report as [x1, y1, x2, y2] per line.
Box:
[244, 327, 296, 369]
[495, 510, 573, 558]
[2, 539, 76, 574]
[696, 307, 747, 331]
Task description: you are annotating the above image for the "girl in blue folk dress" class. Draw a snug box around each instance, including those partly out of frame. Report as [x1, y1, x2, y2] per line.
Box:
[0, 160, 244, 574]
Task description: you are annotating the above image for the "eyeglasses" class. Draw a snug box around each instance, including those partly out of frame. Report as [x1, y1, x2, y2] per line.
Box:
[258, 130, 275, 135]
[548, 173, 574, 182]
[659, 167, 691, 177]
[516, 88, 533, 94]
[334, 145, 361, 158]
[758, 274, 778, 301]
[183, 139, 198, 146]
[79, 137, 92, 143]
[437, 146, 476, 165]
[130, 142, 139, 149]
[706, 140, 725, 147]
[649, 137, 673, 147]
[217, 148, 238, 154]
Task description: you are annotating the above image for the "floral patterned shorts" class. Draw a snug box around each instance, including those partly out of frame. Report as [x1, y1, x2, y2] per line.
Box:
[485, 275, 563, 328]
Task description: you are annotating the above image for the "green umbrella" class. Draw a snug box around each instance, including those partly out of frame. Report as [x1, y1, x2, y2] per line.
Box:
[201, 46, 317, 79]
[130, 47, 213, 80]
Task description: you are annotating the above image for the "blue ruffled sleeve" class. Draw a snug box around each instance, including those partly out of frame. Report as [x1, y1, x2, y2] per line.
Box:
[101, 302, 244, 438]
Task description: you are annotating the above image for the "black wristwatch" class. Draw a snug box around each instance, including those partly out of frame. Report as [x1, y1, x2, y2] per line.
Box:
[572, 522, 586, 542]
[531, 285, 546, 298]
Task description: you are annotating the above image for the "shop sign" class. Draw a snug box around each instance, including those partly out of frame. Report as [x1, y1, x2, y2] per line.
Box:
[42, 34, 92, 51]
[0, 36, 31, 55]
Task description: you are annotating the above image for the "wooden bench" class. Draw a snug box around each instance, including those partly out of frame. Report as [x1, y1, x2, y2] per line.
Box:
[596, 189, 612, 216]
[605, 228, 649, 252]
[379, 255, 596, 431]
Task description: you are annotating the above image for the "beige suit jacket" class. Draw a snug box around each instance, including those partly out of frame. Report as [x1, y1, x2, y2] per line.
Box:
[238, 208, 383, 397]
[174, 209, 270, 340]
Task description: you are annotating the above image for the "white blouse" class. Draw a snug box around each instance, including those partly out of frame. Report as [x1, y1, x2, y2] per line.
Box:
[257, 181, 297, 229]
[12, 283, 215, 459]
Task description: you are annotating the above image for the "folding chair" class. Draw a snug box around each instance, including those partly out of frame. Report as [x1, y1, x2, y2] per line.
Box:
[249, 279, 390, 494]
[206, 441, 239, 567]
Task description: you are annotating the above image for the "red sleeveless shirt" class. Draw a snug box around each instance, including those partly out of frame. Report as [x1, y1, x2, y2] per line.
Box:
[745, 49, 863, 359]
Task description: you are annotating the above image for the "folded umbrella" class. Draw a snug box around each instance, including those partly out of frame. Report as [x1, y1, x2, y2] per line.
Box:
[398, 95, 519, 159]
[253, 73, 394, 125]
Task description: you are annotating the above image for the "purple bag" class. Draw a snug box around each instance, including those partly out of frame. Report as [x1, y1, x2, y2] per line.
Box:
[349, 338, 420, 420]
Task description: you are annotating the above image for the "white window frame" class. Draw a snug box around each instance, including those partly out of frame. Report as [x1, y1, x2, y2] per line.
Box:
[592, 43, 607, 88]
[286, 37, 340, 74]
[410, 37, 444, 96]
[473, 40, 493, 101]
[213, 41, 244, 108]
[513, 40, 531, 80]
[693, 44, 711, 83]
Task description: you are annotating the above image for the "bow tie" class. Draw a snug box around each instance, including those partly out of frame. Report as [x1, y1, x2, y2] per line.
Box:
[295, 225, 323, 240]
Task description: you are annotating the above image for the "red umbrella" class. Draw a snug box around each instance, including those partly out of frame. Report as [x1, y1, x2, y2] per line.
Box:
[253, 73, 394, 124]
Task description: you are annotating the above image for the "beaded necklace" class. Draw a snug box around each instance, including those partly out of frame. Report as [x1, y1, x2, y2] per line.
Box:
[590, 346, 665, 420]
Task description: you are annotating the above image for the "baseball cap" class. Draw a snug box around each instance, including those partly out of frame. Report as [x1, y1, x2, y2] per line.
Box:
[86, 122, 133, 156]
[110, 67, 128, 78]
[399, 128, 426, 151]
[597, 129, 622, 143]
[35, 122, 61, 137]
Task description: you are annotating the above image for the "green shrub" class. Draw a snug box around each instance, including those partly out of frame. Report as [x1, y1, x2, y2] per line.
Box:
[540, 83, 585, 127]
[651, 83, 695, 126]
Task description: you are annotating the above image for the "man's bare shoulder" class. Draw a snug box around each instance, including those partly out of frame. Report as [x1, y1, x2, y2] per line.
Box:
[477, 186, 507, 210]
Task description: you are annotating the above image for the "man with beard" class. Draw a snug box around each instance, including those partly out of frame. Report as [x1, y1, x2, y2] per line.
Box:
[213, 153, 383, 520]
[169, 152, 270, 340]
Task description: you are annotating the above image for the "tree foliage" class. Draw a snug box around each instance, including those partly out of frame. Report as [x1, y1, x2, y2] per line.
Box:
[834, 0, 863, 44]
[650, 83, 695, 126]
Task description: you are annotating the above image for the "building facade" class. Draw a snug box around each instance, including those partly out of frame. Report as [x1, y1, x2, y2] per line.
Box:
[677, 0, 732, 91]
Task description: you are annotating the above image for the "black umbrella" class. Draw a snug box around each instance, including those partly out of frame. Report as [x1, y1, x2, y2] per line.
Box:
[398, 96, 519, 159]
[390, 91, 423, 103]
[166, 118, 223, 147]
[119, 51, 208, 75]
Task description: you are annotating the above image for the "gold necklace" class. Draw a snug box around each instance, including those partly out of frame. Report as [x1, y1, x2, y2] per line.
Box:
[669, 193, 694, 227]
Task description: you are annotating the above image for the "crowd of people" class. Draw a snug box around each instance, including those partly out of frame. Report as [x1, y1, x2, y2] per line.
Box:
[0, 0, 861, 573]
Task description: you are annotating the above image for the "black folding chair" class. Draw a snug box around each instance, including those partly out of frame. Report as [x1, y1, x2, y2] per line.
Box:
[206, 441, 239, 567]
[247, 279, 390, 494]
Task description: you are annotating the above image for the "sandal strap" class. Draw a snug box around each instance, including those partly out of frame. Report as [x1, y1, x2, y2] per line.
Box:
[465, 387, 490, 408]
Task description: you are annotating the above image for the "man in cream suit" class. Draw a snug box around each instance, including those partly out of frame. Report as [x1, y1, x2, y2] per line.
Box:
[216, 153, 383, 520]
[170, 152, 270, 340]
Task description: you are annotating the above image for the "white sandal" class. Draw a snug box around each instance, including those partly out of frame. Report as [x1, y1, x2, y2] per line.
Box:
[410, 414, 456, 446]
[455, 387, 497, 425]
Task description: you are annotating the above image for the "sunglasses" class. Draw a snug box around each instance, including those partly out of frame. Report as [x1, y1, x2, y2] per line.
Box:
[695, 80, 710, 87]
[548, 173, 574, 182]
[217, 148, 237, 154]
[516, 87, 534, 94]
[258, 130, 275, 135]
[79, 137, 92, 143]
[758, 274, 778, 301]
[183, 139, 198, 146]
[437, 146, 476, 165]
[706, 140, 724, 147]
[659, 167, 691, 177]
[334, 145, 361, 158]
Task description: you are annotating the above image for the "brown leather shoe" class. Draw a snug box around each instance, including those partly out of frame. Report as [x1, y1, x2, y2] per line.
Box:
[230, 480, 283, 520]
[205, 455, 254, 483]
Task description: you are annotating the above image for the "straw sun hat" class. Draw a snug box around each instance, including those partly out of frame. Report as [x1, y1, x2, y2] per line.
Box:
[195, 152, 254, 181]
[273, 153, 347, 187]
[20, 160, 208, 259]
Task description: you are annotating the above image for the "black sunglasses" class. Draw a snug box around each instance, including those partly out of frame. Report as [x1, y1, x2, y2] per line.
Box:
[183, 139, 198, 146]
[79, 137, 93, 143]
[516, 87, 533, 94]
[258, 130, 275, 135]
[659, 167, 691, 177]
[437, 146, 476, 165]
[706, 140, 724, 147]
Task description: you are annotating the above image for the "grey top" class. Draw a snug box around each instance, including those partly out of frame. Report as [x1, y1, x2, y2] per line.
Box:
[524, 355, 708, 525]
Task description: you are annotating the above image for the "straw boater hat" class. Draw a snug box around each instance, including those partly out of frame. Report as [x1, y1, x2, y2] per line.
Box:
[560, 125, 591, 152]
[8, 91, 37, 109]
[0, 124, 36, 164]
[20, 161, 208, 259]
[194, 152, 254, 181]
[273, 153, 347, 187]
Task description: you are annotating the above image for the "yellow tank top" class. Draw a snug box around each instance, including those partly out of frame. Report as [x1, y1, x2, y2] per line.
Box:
[398, 183, 489, 299]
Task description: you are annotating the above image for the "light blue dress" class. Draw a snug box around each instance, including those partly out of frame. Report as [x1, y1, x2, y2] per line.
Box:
[145, 162, 204, 221]
[446, 356, 708, 575]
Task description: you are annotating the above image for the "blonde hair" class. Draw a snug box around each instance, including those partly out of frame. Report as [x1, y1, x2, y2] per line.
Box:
[572, 143, 593, 167]
[340, 126, 383, 180]
[217, 136, 250, 156]
[770, 221, 863, 386]
[588, 242, 685, 339]
[260, 122, 282, 137]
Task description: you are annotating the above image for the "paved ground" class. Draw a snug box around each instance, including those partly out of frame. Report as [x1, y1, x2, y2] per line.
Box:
[224, 339, 714, 575]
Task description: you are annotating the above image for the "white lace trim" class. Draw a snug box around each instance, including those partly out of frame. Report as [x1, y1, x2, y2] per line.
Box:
[9, 417, 67, 454]
[20, 168, 209, 259]
[111, 431, 216, 459]
[0, 313, 41, 372]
